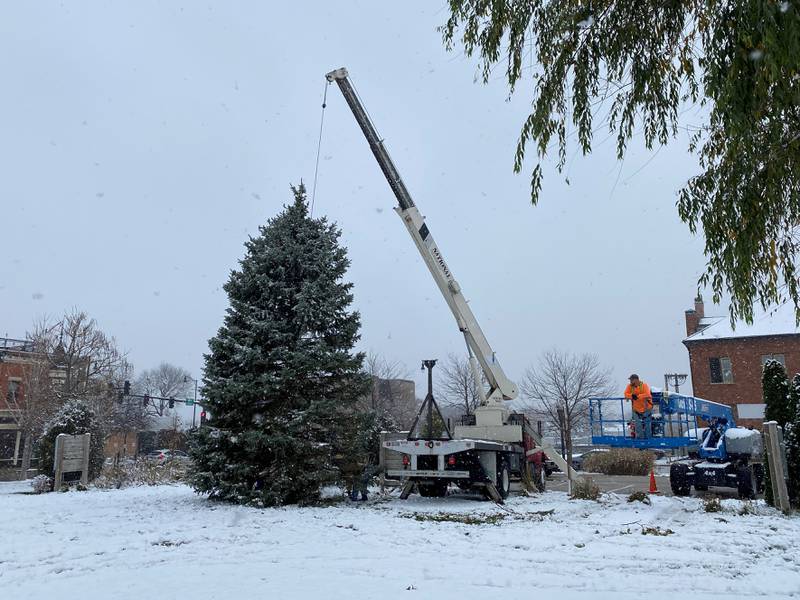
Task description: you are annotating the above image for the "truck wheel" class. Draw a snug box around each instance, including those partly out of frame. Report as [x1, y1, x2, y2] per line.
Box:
[670, 463, 691, 496]
[418, 480, 448, 498]
[497, 461, 511, 499]
[737, 465, 756, 500]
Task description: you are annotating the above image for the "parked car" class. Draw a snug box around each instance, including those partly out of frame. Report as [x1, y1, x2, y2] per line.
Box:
[144, 449, 190, 464]
[571, 448, 608, 472]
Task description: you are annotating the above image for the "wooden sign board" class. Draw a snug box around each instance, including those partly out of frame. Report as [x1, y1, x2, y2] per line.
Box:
[53, 433, 91, 488]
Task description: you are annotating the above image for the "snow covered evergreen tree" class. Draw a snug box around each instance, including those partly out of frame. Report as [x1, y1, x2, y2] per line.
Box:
[786, 375, 800, 507]
[761, 359, 790, 506]
[39, 400, 105, 485]
[189, 184, 371, 506]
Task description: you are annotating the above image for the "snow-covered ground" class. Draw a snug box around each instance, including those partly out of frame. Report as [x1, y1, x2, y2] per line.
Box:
[3, 481, 799, 600]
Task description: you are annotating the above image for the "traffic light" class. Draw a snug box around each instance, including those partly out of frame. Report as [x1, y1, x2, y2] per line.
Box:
[143, 393, 150, 408]
[200, 410, 207, 425]
[123, 380, 131, 395]
[168, 398, 175, 409]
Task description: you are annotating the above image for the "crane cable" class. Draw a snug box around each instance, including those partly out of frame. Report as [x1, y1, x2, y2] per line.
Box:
[310, 80, 330, 217]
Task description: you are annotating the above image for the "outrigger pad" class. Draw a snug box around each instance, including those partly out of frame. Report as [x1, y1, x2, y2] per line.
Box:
[408, 393, 452, 441]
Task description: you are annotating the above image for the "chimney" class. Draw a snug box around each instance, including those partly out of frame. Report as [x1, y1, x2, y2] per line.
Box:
[685, 294, 704, 336]
[694, 294, 704, 319]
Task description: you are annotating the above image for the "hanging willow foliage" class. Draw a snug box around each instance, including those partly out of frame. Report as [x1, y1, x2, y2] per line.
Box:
[442, 0, 800, 323]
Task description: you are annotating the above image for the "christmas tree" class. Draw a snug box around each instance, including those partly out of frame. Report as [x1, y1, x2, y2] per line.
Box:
[761, 359, 790, 506]
[190, 184, 371, 506]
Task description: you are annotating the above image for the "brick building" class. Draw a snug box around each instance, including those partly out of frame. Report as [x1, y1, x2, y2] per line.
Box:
[0, 337, 39, 474]
[683, 296, 800, 427]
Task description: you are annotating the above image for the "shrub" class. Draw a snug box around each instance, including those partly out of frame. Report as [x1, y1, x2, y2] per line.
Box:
[38, 400, 105, 482]
[93, 459, 188, 489]
[582, 448, 654, 476]
[627, 491, 651, 505]
[30, 474, 52, 494]
[570, 477, 601, 501]
[704, 496, 722, 512]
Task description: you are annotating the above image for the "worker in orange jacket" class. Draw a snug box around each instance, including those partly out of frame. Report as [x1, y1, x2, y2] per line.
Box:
[624, 374, 653, 439]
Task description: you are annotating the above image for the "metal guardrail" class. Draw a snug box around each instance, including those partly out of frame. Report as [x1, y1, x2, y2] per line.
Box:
[589, 393, 715, 449]
[0, 337, 36, 352]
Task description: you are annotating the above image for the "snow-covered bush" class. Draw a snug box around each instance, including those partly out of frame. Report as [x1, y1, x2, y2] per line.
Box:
[627, 491, 651, 504]
[704, 496, 722, 512]
[570, 477, 601, 500]
[94, 460, 187, 489]
[582, 448, 654, 476]
[30, 474, 53, 494]
[786, 398, 800, 508]
[38, 400, 105, 482]
[761, 360, 791, 506]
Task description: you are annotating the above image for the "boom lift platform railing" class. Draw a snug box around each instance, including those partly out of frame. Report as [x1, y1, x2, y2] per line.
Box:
[589, 391, 735, 449]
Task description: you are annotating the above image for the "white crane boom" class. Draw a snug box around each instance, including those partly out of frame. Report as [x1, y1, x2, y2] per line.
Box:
[326, 67, 517, 405]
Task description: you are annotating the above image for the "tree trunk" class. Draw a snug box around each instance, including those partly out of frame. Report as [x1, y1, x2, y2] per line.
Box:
[564, 416, 574, 465]
[19, 431, 34, 480]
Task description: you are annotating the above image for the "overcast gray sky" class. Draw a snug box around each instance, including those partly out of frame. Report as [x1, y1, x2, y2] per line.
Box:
[0, 2, 712, 406]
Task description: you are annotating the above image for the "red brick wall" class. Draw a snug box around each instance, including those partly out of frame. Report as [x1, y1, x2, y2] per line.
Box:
[0, 360, 29, 411]
[685, 334, 800, 427]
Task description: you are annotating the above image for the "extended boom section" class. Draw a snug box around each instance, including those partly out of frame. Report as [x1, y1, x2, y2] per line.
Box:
[325, 67, 517, 405]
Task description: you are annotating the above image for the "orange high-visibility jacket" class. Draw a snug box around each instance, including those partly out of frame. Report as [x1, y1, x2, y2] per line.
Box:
[624, 382, 653, 414]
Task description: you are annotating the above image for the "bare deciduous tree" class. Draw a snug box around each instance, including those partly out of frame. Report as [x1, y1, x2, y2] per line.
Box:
[520, 349, 613, 460]
[437, 353, 485, 416]
[13, 310, 128, 476]
[362, 352, 417, 429]
[134, 362, 192, 419]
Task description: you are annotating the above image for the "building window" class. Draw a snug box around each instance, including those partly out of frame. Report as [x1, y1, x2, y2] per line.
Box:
[0, 430, 18, 462]
[7, 380, 21, 405]
[761, 354, 786, 368]
[709, 357, 733, 383]
[737, 404, 766, 420]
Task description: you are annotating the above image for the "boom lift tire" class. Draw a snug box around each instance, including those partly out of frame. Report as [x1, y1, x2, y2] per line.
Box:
[736, 464, 756, 500]
[669, 463, 691, 496]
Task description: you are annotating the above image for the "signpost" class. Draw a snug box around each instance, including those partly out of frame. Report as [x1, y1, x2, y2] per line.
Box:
[763, 421, 791, 514]
[53, 433, 91, 488]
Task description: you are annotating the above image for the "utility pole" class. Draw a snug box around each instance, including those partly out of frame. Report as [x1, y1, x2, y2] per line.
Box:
[663, 373, 688, 393]
[557, 407, 567, 460]
[184, 375, 199, 428]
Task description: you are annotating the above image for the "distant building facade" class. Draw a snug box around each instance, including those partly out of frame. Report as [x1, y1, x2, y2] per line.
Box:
[683, 296, 800, 427]
[362, 377, 417, 429]
[0, 337, 40, 474]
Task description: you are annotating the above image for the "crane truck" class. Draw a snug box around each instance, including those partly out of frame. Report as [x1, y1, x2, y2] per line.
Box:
[326, 67, 576, 501]
[589, 392, 764, 498]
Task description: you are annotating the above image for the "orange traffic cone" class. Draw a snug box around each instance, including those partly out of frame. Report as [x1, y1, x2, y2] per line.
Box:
[649, 468, 659, 494]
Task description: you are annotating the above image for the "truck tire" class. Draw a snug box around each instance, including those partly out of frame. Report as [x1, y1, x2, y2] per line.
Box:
[737, 465, 756, 500]
[670, 463, 691, 496]
[418, 480, 448, 498]
[497, 461, 511, 499]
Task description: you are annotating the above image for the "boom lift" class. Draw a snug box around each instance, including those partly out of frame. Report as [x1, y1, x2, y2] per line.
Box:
[589, 392, 764, 498]
[326, 67, 576, 501]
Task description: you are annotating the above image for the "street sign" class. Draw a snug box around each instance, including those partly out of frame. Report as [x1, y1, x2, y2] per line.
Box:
[185, 398, 194, 406]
